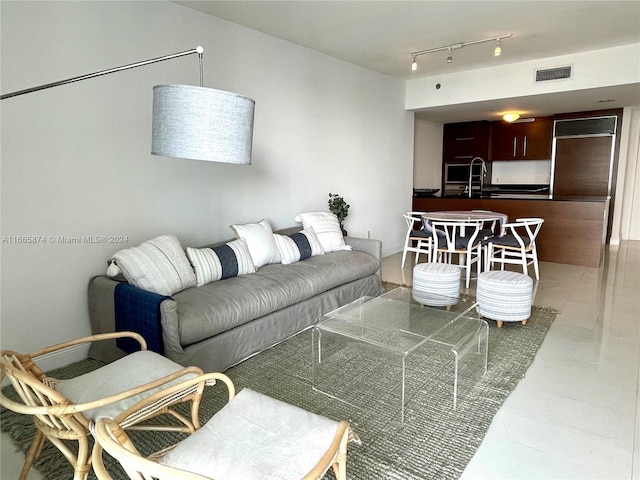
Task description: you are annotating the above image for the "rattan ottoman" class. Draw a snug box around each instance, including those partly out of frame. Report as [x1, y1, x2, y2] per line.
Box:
[477, 270, 533, 328]
[412, 262, 461, 310]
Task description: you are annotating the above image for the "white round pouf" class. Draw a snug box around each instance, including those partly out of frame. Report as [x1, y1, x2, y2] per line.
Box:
[412, 263, 461, 309]
[477, 271, 533, 328]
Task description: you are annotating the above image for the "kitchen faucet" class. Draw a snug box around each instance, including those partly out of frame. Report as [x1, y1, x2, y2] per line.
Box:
[468, 157, 487, 198]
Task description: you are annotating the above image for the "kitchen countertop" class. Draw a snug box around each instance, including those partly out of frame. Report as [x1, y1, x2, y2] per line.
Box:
[411, 194, 611, 267]
[437, 194, 610, 202]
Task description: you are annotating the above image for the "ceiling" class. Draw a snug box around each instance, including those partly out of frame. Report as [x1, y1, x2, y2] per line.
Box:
[178, 1, 640, 123]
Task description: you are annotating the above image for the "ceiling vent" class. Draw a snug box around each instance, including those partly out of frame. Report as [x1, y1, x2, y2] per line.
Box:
[535, 66, 572, 82]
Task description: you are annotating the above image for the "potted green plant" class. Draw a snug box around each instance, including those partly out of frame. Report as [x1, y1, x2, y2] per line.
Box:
[328, 193, 350, 236]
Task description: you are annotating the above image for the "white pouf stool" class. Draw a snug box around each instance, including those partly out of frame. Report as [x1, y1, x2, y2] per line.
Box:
[412, 263, 461, 310]
[477, 270, 533, 328]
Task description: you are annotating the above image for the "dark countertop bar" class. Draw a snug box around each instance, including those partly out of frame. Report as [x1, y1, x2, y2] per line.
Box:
[437, 194, 610, 202]
[412, 196, 610, 268]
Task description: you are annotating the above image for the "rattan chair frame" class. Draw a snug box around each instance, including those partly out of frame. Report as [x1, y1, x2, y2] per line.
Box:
[0, 332, 205, 480]
[91, 372, 355, 480]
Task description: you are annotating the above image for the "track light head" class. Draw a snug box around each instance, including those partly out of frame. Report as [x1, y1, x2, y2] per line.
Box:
[409, 33, 512, 71]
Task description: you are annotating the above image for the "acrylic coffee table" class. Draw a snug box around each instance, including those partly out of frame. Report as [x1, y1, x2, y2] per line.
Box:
[312, 287, 488, 425]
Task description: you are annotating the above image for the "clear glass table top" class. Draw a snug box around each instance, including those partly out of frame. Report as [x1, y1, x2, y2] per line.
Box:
[318, 287, 482, 355]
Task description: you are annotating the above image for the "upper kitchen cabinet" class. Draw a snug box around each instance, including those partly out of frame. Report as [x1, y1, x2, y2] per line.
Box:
[443, 121, 490, 164]
[490, 117, 553, 161]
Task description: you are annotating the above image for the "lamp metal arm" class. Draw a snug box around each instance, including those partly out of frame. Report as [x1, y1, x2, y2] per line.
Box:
[1, 46, 204, 100]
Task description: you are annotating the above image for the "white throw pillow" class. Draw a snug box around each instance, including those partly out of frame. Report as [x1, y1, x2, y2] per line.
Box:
[230, 219, 281, 268]
[186, 238, 256, 287]
[273, 229, 325, 265]
[294, 212, 351, 253]
[109, 235, 196, 296]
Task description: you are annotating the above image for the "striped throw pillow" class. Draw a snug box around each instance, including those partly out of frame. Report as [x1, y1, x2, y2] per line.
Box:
[186, 238, 256, 287]
[110, 234, 196, 296]
[273, 229, 325, 265]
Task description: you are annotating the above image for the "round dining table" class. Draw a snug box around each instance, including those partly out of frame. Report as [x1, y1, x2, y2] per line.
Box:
[421, 210, 508, 236]
[421, 210, 509, 275]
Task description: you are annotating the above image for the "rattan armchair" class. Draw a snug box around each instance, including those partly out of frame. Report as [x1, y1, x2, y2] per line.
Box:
[92, 372, 359, 480]
[0, 332, 206, 480]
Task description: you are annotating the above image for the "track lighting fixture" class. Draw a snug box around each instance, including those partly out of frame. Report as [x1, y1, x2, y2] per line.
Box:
[410, 33, 512, 71]
[494, 38, 502, 57]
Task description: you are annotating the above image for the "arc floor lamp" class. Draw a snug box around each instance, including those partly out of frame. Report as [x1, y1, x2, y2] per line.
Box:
[0, 46, 255, 164]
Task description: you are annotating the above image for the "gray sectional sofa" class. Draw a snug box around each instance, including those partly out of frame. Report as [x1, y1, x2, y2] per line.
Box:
[88, 228, 384, 372]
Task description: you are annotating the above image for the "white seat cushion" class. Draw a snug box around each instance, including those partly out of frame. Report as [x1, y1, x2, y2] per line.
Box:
[160, 388, 341, 480]
[55, 350, 192, 421]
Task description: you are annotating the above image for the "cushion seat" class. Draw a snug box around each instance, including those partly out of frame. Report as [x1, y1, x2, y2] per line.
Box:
[412, 262, 461, 307]
[489, 234, 532, 248]
[174, 250, 380, 346]
[159, 388, 343, 479]
[410, 228, 430, 238]
[476, 270, 533, 327]
[55, 350, 196, 421]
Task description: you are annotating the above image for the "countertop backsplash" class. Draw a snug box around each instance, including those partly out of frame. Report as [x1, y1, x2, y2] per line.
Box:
[491, 160, 551, 185]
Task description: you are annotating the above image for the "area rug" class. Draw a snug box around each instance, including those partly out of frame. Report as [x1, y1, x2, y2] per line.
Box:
[2, 294, 556, 480]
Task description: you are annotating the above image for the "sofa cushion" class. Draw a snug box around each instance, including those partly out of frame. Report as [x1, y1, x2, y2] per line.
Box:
[173, 250, 380, 347]
[186, 239, 255, 287]
[273, 229, 324, 265]
[110, 235, 196, 296]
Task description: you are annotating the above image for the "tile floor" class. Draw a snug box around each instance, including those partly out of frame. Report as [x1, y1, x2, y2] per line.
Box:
[385, 241, 640, 480]
[2, 241, 639, 479]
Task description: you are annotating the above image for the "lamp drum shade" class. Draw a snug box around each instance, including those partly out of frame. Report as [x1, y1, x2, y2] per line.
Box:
[152, 84, 255, 164]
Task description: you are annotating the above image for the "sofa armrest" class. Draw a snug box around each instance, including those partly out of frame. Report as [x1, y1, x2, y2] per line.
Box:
[88, 276, 180, 363]
[88, 275, 127, 362]
[344, 236, 382, 261]
[344, 236, 382, 279]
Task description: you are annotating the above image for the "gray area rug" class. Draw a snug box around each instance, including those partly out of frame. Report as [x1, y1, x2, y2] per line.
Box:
[2, 295, 556, 480]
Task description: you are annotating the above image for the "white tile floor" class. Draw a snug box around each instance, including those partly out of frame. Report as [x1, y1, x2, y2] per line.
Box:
[2, 241, 639, 479]
[385, 241, 640, 480]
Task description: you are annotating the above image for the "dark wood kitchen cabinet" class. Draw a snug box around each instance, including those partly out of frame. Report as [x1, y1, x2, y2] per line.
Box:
[490, 117, 553, 161]
[443, 121, 490, 163]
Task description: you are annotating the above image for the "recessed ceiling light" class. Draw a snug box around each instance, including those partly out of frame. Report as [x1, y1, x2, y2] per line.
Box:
[502, 112, 520, 122]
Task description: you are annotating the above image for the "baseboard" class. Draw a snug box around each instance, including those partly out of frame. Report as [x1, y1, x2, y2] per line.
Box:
[382, 243, 403, 257]
[35, 343, 90, 372]
[1, 343, 90, 388]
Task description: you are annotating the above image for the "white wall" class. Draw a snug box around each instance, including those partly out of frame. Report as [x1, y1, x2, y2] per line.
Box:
[413, 119, 443, 190]
[406, 44, 640, 110]
[611, 106, 640, 244]
[0, 1, 414, 364]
